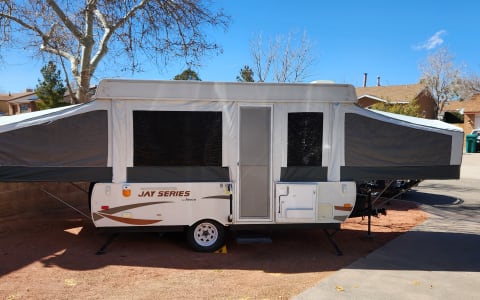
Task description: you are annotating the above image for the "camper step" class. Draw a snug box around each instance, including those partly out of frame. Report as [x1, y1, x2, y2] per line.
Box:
[234, 232, 272, 244]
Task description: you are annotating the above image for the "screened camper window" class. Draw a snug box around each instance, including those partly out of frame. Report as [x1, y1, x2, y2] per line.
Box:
[133, 111, 222, 166]
[287, 112, 323, 166]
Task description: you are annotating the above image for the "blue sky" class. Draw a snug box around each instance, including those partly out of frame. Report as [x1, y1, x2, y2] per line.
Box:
[1, 0, 479, 93]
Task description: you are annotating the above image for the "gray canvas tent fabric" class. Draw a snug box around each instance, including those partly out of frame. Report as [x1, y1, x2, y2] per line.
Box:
[0, 110, 111, 181]
[0, 79, 463, 184]
[341, 113, 460, 180]
[345, 113, 452, 166]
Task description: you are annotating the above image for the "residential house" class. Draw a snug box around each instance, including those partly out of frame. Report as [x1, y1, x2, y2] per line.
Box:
[8, 90, 38, 115]
[0, 94, 11, 115]
[443, 94, 480, 133]
[0, 86, 97, 116]
[356, 83, 437, 119]
[0, 90, 37, 115]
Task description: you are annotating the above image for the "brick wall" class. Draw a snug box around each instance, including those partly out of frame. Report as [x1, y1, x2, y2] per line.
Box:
[0, 182, 90, 219]
[357, 97, 380, 108]
[464, 113, 476, 134]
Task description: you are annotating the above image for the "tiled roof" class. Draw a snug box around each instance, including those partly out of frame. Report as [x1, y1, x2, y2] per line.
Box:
[356, 84, 426, 103]
[443, 94, 480, 113]
[0, 92, 36, 101]
[0, 94, 13, 101]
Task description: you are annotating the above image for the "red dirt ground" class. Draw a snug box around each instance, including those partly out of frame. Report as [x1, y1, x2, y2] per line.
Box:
[0, 199, 427, 300]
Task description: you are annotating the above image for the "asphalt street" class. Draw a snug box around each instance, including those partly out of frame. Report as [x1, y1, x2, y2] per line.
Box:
[294, 154, 480, 300]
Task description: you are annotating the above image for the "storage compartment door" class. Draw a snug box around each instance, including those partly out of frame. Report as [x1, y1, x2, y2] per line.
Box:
[276, 183, 316, 223]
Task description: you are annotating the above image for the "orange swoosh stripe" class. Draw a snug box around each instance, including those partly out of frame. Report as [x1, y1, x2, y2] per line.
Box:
[97, 212, 162, 225]
[334, 205, 353, 211]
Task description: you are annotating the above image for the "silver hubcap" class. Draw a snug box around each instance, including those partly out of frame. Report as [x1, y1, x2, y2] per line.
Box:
[193, 222, 218, 247]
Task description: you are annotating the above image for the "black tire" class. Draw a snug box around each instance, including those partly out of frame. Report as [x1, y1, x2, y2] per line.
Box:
[186, 220, 225, 252]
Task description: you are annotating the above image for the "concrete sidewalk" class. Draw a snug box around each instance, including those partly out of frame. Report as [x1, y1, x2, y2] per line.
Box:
[294, 154, 480, 300]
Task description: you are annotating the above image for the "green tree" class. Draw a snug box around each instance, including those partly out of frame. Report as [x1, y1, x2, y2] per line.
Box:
[0, 1, 229, 103]
[236, 65, 255, 82]
[173, 68, 201, 80]
[371, 99, 421, 117]
[35, 61, 68, 110]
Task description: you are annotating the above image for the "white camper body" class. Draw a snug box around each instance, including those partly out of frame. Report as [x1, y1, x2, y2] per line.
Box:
[91, 181, 356, 227]
[0, 79, 463, 251]
[88, 80, 360, 250]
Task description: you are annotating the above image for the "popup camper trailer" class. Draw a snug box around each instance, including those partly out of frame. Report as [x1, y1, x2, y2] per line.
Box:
[0, 79, 463, 252]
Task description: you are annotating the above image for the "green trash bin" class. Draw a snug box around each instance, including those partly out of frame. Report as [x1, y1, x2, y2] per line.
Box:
[466, 134, 477, 153]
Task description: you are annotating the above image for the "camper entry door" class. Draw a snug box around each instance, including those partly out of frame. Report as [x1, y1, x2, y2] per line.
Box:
[238, 106, 273, 221]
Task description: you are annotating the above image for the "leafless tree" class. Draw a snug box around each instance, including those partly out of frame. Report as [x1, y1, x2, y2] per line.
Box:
[419, 47, 463, 117]
[457, 73, 480, 100]
[250, 33, 277, 83]
[250, 30, 316, 83]
[0, 0, 229, 103]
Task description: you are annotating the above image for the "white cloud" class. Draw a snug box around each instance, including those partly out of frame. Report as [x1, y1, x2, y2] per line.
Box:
[414, 30, 447, 50]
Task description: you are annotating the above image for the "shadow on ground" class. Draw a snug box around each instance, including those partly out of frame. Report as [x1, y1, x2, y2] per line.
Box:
[1, 212, 412, 277]
[346, 230, 480, 272]
[402, 190, 461, 206]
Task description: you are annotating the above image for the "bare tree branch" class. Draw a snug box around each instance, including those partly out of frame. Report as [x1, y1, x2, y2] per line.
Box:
[1, 1, 229, 102]
[250, 30, 315, 83]
[45, 0, 83, 40]
[0, 12, 46, 39]
[57, 53, 79, 104]
[250, 33, 277, 82]
[110, 0, 148, 32]
[419, 47, 463, 117]
[91, 0, 149, 71]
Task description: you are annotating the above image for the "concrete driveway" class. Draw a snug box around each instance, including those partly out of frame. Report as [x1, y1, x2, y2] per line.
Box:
[294, 154, 480, 300]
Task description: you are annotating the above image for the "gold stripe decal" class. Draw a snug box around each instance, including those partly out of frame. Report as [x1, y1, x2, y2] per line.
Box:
[99, 201, 171, 215]
[202, 195, 230, 200]
[94, 201, 169, 224]
[97, 212, 162, 225]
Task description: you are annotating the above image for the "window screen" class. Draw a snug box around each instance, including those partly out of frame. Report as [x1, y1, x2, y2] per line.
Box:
[287, 112, 323, 166]
[133, 111, 222, 166]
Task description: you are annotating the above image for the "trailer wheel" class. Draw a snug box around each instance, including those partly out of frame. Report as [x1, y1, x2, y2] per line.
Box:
[187, 220, 225, 252]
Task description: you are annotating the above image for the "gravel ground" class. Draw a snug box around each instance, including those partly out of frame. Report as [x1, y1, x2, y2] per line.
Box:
[0, 198, 426, 300]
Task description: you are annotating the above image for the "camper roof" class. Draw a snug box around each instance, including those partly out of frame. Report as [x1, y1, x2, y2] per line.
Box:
[94, 79, 357, 103]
